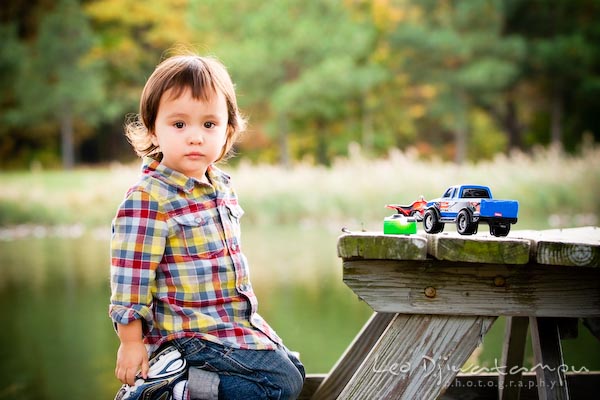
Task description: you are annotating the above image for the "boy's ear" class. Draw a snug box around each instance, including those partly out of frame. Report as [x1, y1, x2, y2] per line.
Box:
[150, 132, 159, 147]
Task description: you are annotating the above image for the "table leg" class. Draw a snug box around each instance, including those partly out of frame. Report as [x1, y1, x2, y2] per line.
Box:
[499, 316, 529, 400]
[311, 312, 396, 400]
[337, 314, 496, 400]
[529, 317, 570, 400]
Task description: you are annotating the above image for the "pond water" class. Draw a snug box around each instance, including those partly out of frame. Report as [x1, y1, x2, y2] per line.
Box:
[0, 225, 598, 399]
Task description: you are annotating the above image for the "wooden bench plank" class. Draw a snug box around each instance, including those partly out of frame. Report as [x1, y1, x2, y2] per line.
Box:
[310, 312, 396, 400]
[337, 314, 496, 399]
[337, 233, 427, 261]
[426, 233, 531, 264]
[298, 374, 325, 400]
[343, 260, 600, 317]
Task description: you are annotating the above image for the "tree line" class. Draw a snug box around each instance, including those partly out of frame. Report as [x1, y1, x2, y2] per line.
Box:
[1, 0, 599, 169]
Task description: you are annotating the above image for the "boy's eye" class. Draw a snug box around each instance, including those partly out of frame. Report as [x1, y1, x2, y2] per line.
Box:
[203, 122, 215, 129]
[174, 122, 185, 129]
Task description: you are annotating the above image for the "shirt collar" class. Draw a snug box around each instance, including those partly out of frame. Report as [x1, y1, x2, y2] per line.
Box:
[141, 156, 231, 193]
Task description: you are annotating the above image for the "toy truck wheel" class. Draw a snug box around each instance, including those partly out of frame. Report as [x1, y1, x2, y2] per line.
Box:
[423, 209, 444, 234]
[490, 223, 510, 237]
[456, 209, 477, 235]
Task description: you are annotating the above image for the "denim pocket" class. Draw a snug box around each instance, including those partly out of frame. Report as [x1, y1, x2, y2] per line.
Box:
[176, 339, 255, 375]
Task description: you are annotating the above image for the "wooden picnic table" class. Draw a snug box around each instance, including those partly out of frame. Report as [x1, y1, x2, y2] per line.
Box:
[303, 226, 600, 400]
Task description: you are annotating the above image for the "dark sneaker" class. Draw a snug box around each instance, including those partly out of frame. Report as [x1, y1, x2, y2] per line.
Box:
[115, 345, 187, 400]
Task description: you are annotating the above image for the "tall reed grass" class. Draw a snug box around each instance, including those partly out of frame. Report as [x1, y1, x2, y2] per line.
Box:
[1, 145, 598, 232]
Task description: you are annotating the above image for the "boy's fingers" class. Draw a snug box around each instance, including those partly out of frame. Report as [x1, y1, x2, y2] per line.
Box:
[141, 358, 150, 379]
[116, 367, 127, 385]
[126, 368, 137, 386]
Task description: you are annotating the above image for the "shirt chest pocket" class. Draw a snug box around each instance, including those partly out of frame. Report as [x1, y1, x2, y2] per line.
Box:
[223, 202, 244, 240]
[171, 212, 225, 259]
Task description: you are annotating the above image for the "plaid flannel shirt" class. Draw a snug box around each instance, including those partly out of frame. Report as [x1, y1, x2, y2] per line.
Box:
[110, 157, 281, 350]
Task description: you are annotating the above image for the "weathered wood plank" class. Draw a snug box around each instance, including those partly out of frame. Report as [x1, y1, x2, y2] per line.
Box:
[310, 312, 396, 400]
[337, 233, 427, 260]
[343, 260, 600, 317]
[512, 227, 600, 268]
[535, 240, 600, 268]
[337, 314, 496, 400]
[499, 316, 529, 400]
[298, 374, 325, 400]
[426, 233, 531, 264]
[530, 317, 571, 400]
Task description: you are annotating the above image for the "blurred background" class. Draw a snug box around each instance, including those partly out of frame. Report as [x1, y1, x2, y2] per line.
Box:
[1, 0, 599, 398]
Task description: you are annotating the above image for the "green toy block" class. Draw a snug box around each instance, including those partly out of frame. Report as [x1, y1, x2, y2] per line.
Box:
[383, 215, 417, 235]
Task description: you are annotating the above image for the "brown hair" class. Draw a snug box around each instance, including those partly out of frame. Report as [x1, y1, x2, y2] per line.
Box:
[125, 54, 246, 161]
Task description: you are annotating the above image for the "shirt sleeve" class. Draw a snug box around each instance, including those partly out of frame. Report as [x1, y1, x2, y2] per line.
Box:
[109, 189, 168, 336]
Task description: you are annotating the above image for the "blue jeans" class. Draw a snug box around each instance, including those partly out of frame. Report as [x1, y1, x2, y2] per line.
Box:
[173, 338, 305, 400]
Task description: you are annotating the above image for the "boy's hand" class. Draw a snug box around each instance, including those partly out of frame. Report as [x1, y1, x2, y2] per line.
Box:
[116, 341, 150, 386]
[115, 320, 149, 386]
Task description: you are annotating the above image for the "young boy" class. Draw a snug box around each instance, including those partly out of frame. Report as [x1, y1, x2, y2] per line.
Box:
[110, 54, 304, 400]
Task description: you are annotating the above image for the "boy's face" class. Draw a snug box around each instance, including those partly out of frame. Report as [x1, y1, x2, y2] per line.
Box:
[152, 87, 229, 181]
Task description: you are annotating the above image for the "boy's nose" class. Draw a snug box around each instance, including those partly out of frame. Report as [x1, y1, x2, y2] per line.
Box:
[188, 129, 204, 144]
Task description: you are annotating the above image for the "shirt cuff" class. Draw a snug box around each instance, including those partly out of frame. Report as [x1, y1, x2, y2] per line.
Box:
[109, 303, 154, 336]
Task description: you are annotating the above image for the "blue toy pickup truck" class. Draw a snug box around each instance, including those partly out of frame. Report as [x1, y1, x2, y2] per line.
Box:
[423, 184, 518, 237]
